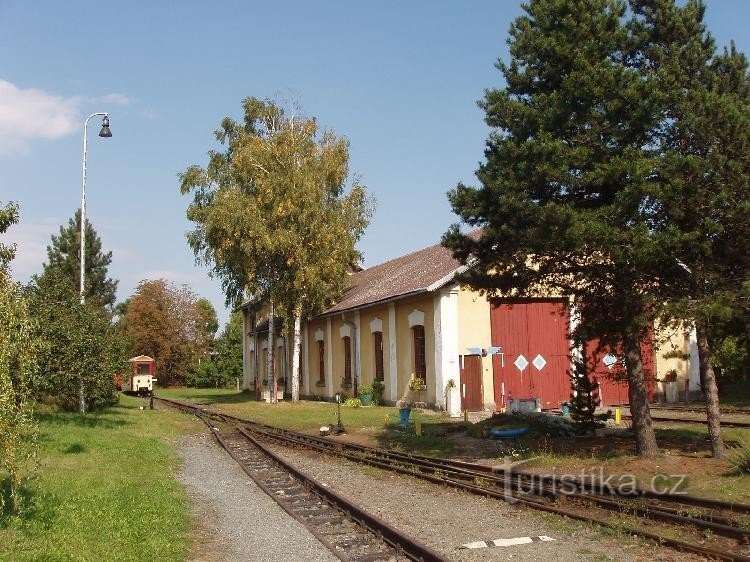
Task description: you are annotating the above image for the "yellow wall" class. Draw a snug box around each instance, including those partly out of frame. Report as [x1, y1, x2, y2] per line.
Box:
[655, 324, 691, 381]
[394, 294, 435, 403]
[358, 306, 389, 387]
[305, 317, 327, 395]
[457, 287, 494, 408]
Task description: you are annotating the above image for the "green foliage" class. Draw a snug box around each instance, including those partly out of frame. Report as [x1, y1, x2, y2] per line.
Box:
[727, 437, 750, 474]
[343, 397, 362, 408]
[358, 384, 374, 397]
[122, 279, 213, 386]
[714, 335, 749, 383]
[0, 271, 40, 518]
[180, 96, 374, 354]
[185, 358, 229, 388]
[34, 210, 118, 308]
[29, 269, 124, 411]
[0, 201, 19, 269]
[214, 312, 243, 383]
[569, 360, 600, 435]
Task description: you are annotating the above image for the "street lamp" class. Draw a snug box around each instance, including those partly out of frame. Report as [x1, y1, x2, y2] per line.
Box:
[79, 113, 112, 304]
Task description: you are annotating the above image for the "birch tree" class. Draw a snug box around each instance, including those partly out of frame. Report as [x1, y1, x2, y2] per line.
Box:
[180, 97, 372, 402]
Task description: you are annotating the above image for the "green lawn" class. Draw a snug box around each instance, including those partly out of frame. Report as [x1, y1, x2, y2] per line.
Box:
[157, 387, 459, 456]
[0, 395, 201, 562]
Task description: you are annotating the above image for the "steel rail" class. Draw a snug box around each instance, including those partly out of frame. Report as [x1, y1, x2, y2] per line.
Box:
[245, 421, 750, 541]
[154, 396, 750, 561]
[197, 413, 449, 562]
[155, 396, 750, 513]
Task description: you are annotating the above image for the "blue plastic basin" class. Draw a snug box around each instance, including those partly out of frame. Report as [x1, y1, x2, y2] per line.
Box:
[489, 427, 529, 439]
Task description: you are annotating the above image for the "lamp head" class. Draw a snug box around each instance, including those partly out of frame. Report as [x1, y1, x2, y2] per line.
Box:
[98, 115, 112, 138]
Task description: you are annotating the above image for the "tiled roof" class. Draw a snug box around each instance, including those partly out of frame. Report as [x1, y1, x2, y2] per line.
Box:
[322, 241, 465, 315]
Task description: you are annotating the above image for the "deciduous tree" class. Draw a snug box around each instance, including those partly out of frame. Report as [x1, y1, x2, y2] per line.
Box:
[0, 206, 39, 517]
[180, 97, 373, 402]
[123, 279, 216, 385]
[29, 269, 124, 412]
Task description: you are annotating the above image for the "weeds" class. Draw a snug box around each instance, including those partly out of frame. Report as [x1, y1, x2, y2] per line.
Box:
[727, 437, 750, 474]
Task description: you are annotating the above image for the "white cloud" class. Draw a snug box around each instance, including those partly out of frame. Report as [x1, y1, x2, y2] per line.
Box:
[0, 80, 79, 155]
[0, 79, 133, 155]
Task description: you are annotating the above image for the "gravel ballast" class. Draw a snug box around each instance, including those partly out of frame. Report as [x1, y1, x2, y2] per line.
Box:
[176, 433, 336, 562]
[264, 440, 704, 562]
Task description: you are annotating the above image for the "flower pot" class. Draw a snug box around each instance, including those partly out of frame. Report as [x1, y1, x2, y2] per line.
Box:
[360, 394, 373, 406]
[399, 406, 412, 426]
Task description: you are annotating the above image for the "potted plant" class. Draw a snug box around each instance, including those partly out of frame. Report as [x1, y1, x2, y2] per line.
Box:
[397, 399, 413, 426]
[409, 377, 427, 392]
[358, 383, 374, 406]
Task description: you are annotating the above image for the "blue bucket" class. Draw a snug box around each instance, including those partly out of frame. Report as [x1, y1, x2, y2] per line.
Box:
[399, 407, 411, 426]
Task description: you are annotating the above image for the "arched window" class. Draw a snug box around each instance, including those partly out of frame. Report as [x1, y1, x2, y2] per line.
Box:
[412, 325, 426, 381]
[343, 336, 352, 383]
[374, 331, 384, 381]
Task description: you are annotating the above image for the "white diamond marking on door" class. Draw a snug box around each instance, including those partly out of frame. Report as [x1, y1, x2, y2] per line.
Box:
[532, 354, 547, 371]
[514, 354, 529, 371]
[602, 353, 618, 368]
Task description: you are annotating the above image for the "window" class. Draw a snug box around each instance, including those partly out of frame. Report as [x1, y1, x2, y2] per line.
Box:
[343, 336, 352, 383]
[413, 325, 426, 381]
[374, 331, 384, 381]
[318, 340, 325, 383]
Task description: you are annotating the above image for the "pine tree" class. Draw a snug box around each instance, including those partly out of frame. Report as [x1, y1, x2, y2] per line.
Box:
[35, 209, 118, 308]
[443, 0, 663, 456]
[569, 360, 600, 435]
[630, 0, 750, 457]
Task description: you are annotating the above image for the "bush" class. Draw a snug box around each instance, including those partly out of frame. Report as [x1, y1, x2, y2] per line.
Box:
[728, 438, 750, 474]
[358, 384, 373, 397]
[186, 358, 231, 388]
[343, 397, 362, 408]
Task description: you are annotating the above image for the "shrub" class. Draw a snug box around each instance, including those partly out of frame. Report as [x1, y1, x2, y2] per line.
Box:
[343, 397, 362, 408]
[358, 384, 374, 397]
[728, 438, 750, 474]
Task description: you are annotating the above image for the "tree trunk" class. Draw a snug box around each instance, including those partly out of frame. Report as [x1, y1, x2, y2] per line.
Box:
[291, 311, 301, 403]
[267, 302, 276, 404]
[78, 380, 86, 415]
[623, 333, 659, 457]
[696, 321, 725, 458]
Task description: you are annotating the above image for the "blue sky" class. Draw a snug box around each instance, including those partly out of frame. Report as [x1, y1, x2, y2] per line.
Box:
[2, 1, 748, 327]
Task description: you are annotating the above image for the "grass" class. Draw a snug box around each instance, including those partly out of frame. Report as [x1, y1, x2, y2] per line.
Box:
[158, 387, 457, 456]
[0, 395, 201, 562]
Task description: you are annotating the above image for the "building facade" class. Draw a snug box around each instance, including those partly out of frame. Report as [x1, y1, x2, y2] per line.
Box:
[240, 239, 700, 411]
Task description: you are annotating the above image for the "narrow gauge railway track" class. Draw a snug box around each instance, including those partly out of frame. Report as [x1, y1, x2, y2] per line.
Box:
[621, 413, 750, 428]
[155, 396, 750, 561]
[647, 405, 750, 417]
[193, 412, 449, 562]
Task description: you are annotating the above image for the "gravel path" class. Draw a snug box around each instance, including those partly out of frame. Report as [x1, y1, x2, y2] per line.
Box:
[265, 441, 702, 562]
[176, 433, 336, 562]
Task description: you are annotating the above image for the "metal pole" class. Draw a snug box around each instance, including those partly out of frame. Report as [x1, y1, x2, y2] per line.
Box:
[78, 112, 108, 414]
[79, 112, 108, 305]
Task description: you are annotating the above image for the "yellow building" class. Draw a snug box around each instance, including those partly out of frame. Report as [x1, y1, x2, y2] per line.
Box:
[240, 240, 497, 414]
[240, 239, 702, 410]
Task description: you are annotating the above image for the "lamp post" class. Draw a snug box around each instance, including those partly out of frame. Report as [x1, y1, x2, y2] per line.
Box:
[79, 113, 112, 304]
[77, 113, 112, 415]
